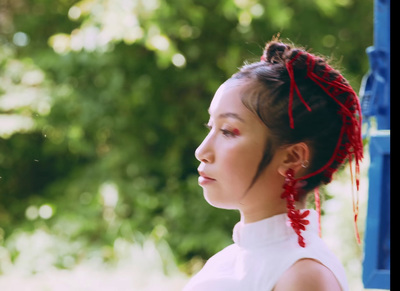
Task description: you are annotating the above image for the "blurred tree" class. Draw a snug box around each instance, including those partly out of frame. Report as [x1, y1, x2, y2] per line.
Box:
[0, 0, 372, 270]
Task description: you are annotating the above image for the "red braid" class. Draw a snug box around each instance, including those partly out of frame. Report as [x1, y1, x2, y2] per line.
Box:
[279, 50, 363, 246]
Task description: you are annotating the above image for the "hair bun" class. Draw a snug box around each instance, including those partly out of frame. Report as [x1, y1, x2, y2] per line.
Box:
[263, 41, 291, 64]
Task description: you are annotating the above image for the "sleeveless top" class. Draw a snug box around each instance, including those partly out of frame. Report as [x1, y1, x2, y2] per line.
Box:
[183, 210, 349, 291]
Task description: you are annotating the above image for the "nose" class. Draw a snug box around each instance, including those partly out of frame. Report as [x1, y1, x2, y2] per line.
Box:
[195, 133, 214, 163]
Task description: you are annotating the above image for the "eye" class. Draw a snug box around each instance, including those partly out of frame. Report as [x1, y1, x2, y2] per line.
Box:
[220, 128, 240, 137]
[220, 129, 233, 137]
[203, 123, 240, 138]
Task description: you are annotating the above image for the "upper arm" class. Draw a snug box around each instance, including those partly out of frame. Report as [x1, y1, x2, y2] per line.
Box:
[273, 259, 342, 291]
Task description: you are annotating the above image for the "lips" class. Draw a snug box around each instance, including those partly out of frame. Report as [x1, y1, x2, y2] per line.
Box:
[198, 171, 214, 180]
[198, 170, 216, 185]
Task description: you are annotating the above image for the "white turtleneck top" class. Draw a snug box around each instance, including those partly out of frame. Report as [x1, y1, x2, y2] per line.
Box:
[183, 210, 348, 291]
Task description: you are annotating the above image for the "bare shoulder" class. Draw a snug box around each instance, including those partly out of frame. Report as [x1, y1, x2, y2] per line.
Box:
[273, 258, 342, 291]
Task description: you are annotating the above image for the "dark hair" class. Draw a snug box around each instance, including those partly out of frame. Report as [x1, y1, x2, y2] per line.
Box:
[231, 40, 363, 196]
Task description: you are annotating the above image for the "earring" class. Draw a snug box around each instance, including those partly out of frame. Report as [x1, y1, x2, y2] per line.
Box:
[281, 168, 310, 248]
[301, 160, 309, 168]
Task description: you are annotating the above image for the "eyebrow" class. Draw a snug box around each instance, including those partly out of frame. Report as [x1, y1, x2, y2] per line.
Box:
[208, 110, 245, 123]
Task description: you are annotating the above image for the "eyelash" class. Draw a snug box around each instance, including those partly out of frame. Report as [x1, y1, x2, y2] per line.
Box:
[204, 123, 240, 138]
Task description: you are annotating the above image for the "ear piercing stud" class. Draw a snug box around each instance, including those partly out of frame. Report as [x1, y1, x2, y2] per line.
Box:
[301, 160, 309, 168]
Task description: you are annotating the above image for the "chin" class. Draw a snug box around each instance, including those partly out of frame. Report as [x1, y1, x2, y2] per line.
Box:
[203, 191, 238, 210]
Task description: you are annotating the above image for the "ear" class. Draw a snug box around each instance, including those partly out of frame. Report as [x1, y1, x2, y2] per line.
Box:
[277, 142, 310, 177]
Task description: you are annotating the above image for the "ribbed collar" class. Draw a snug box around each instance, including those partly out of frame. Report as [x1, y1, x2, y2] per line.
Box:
[232, 210, 319, 249]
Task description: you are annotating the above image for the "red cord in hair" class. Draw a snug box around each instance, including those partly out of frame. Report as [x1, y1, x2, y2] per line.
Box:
[286, 54, 312, 129]
[314, 187, 322, 238]
[285, 51, 364, 244]
[282, 168, 310, 248]
[349, 156, 361, 244]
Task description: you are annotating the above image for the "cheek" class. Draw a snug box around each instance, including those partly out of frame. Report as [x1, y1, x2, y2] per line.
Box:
[202, 145, 261, 209]
[221, 144, 262, 189]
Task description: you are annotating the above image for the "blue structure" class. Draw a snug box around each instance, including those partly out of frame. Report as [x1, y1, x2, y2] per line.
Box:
[361, 0, 390, 289]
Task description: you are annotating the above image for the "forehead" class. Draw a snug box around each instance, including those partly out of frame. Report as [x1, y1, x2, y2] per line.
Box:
[208, 79, 248, 117]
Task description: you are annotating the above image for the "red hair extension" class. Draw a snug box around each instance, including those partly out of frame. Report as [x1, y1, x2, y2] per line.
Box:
[314, 187, 322, 238]
[285, 51, 364, 244]
[281, 168, 310, 247]
[286, 53, 312, 129]
[349, 156, 361, 244]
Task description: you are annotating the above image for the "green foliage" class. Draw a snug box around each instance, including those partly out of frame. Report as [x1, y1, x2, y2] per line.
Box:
[0, 0, 372, 272]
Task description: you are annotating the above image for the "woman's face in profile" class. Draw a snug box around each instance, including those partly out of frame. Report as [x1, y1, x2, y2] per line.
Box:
[195, 79, 272, 209]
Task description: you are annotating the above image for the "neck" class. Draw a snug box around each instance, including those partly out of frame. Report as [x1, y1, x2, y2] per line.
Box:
[239, 209, 283, 224]
[239, 199, 306, 224]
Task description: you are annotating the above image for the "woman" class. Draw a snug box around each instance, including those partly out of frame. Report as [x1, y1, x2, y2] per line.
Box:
[183, 40, 363, 291]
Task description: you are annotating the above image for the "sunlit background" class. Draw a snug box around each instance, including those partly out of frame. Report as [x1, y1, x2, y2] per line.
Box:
[0, 0, 383, 290]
